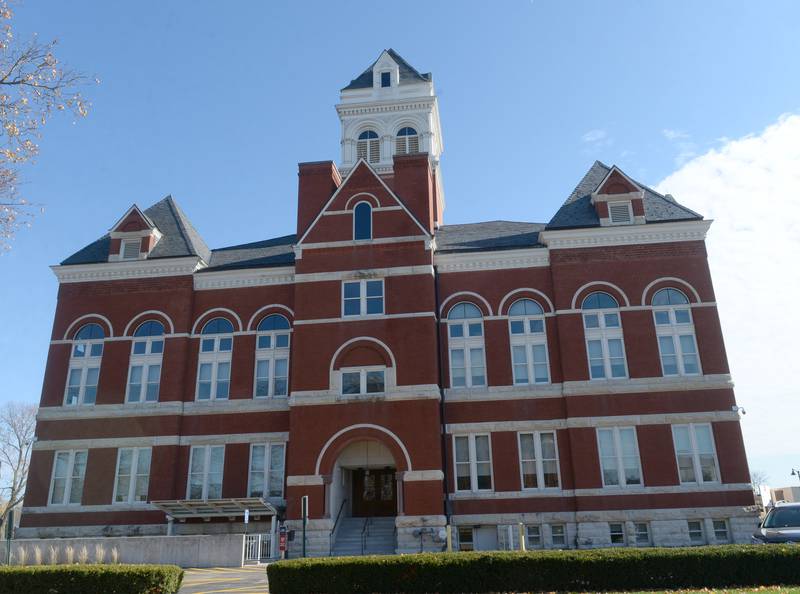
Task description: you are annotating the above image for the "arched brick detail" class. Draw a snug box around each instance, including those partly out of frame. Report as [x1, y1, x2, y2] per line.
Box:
[571, 281, 630, 310]
[332, 339, 393, 370]
[316, 425, 411, 475]
[191, 308, 243, 334]
[247, 305, 294, 331]
[123, 310, 175, 336]
[64, 314, 114, 340]
[439, 292, 492, 317]
[344, 192, 381, 210]
[641, 277, 701, 305]
[498, 288, 555, 315]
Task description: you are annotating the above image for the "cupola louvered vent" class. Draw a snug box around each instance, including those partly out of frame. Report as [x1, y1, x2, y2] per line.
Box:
[396, 127, 420, 155]
[356, 130, 380, 163]
[608, 202, 633, 225]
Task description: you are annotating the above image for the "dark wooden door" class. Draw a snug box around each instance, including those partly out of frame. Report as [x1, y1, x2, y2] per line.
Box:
[352, 469, 396, 517]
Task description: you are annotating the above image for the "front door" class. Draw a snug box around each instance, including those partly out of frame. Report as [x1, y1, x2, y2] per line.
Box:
[352, 469, 396, 517]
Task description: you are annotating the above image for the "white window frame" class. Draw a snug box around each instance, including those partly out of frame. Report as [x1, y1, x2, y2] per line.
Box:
[550, 524, 567, 547]
[609, 522, 626, 545]
[187, 445, 225, 500]
[457, 526, 474, 551]
[583, 306, 628, 380]
[356, 130, 380, 163]
[342, 279, 384, 317]
[126, 336, 163, 403]
[517, 431, 560, 490]
[65, 337, 104, 406]
[340, 366, 386, 396]
[653, 299, 701, 377]
[447, 306, 486, 389]
[112, 447, 152, 504]
[687, 520, 705, 545]
[525, 525, 543, 548]
[508, 304, 550, 385]
[247, 442, 286, 499]
[196, 334, 233, 401]
[254, 327, 290, 399]
[712, 519, 730, 543]
[635, 522, 651, 545]
[120, 238, 141, 260]
[607, 200, 634, 225]
[672, 423, 720, 485]
[453, 433, 493, 493]
[48, 449, 87, 506]
[596, 427, 643, 488]
[395, 127, 420, 155]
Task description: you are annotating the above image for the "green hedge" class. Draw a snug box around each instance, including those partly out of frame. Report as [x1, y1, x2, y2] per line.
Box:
[0, 564, 183, 594]
[267, 546, 800, 594]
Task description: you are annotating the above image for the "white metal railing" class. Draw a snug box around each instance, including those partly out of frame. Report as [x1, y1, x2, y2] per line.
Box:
[244, 533, 272, 562]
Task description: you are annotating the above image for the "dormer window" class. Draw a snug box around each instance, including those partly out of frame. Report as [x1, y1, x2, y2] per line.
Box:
[396, 127, 419, 155]
[608, 201, 633, 225]
[121, 239, 141, 261]
[356, 130, 380, 163]
[380, 71, 391, 87]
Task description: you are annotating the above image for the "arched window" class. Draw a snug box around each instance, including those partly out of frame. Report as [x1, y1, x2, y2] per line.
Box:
[395, 127, 419, 155]
[197, 317, 234, 400]
[356, 130, 380, 163]
[581, 292, 627, 379]
[508, 298, 549, 385]
[127, 320, 165, 403]
[353, 201, 372, 240]
[652, 288, 700, 376]
[65, 323, 105, 406]
[255, 314, 291, 398]
[447, 302, 486, 388]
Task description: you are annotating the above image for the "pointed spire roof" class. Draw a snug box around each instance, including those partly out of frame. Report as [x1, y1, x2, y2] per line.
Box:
[61, 195, 211, 265]
[342, 49, 432, 90]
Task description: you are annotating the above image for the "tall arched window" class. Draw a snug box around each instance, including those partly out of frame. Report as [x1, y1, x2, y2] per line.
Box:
[127, 320, 164, 403]
[356, 130, 380, 163]
[197, 317, 234, 400]
[447, 302, 486, 388]
[254, 314, 291, 398]
[652, 288, 700, 376]
[582, 292, 628, 379]
[353, 201, 372, 240]
[508, 298, 550, 385]
[395, 127, 419, 155]
[65, 323, 105, 406]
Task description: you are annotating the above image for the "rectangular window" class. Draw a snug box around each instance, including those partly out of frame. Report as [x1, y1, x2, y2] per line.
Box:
[113, 447, 151, 504]
[550, 524, 566, 547]
[196, 361, 230, 400]
[340, 367, 385, 396]
[609, 522, 625, 545]
[127, 361, 161, 403]
[453, 434, 492, 492]
[511, 344, 550, 385]
[65, 338, 102, 407]
[672, 424, 719, 484]
[449, 347, 486, 388]
[635, 522, 650, 545]
[248, 443, 286, 499]
[597, 427, 642, 487]
[518, 431, 560, 489]
[342, 280, 384, 316]
[381, 71, 391, 87]
[526, 525, 542, 548]
[688, 520, 705, 544]
[254, 358, 289, 398]
[121, 239, 140, 260]
[457, 526, 474, 551]
[187, 445, 224, 500]
[584, 313, 628, 380]
[713, 519, 730, 543]
[49, 450, 87, 505]
[654, 307, 701, 376]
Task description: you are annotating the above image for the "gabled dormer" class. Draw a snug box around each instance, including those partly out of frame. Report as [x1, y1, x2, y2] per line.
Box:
[107, 204, 162, 262]
[590, 166, 646, 226]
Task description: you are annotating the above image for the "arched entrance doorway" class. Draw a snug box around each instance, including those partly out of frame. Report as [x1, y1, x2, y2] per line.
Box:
[330, 440, 398, 519]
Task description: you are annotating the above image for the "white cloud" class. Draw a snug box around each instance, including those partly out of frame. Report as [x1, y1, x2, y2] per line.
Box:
[656, 113, 800, 485]
[662, 128, 690, 141]
[581, 129, 608, 144]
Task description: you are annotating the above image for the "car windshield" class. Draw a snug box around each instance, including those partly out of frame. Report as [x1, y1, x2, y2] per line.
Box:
[763, 507, 800, 528]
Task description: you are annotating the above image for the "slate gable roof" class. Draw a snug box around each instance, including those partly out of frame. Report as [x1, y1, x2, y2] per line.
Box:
[435, 221, 545, 253]
[546, 161, 702, 230]
[342, 49, 432, 91]
[60, 196, 211, 265]
[201, 235, 296, 272]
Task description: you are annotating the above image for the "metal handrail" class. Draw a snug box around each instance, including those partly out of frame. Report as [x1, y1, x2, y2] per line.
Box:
[360, 517, 370, 555]
[328, 498, 348, 556]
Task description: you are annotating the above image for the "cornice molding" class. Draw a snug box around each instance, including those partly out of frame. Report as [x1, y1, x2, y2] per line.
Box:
[434, 247, 549, 272]
[51, 257, 204, 284]
[193, 266, 295, 291]
[540, 220, 712, 250]
[336, 97, 436, 118]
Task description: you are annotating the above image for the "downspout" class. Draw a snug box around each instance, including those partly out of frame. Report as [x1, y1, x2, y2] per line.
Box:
[433, 265, 452, 524]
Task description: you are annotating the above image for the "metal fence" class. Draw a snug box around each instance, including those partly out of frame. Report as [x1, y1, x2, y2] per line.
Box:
[244, 533, 272, 562]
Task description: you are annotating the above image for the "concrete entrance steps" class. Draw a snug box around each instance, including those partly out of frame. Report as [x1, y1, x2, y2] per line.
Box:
[331, 517, 396, 556]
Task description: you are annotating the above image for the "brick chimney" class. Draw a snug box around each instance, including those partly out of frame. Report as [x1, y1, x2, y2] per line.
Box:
[297, 161, 341, 238]
[391, 153, 434, 234]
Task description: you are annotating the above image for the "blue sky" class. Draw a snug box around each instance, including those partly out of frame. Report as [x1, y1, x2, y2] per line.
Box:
[2, 1, 799, 489]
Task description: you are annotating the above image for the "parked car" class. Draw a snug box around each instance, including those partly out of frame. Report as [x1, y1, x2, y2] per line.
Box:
[753, 502, 800, 543]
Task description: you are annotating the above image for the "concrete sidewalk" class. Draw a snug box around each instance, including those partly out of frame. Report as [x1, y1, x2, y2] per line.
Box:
[178, 566, 268, 594]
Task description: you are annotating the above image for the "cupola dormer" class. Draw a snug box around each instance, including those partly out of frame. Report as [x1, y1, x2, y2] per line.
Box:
[107, 204, 162, 262]
[590, 166, 646, 226]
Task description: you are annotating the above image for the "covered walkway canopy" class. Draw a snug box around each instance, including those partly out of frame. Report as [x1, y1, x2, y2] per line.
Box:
[151, 498, 278, 521]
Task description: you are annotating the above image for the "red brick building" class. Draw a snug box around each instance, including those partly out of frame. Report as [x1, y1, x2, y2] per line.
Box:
[20, 50, 756, 554]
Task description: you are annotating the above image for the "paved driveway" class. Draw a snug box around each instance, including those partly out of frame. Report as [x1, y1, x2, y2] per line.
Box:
[179, 566, 268, 594]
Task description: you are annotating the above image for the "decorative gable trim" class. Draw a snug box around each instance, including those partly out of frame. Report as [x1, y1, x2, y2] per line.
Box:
[592, 166, 643, 198]
[296, 158, 431, 247]
[109, 204, 155, 234]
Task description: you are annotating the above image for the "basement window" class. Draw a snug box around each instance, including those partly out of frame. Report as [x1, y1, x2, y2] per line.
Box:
[608, 201, 633, 225]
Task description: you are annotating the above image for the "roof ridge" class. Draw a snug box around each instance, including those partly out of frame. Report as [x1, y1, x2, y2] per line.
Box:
[160, 195, 211, 261]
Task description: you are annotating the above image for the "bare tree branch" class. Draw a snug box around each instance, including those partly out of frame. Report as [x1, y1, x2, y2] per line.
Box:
[0, 403, 36, 528]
